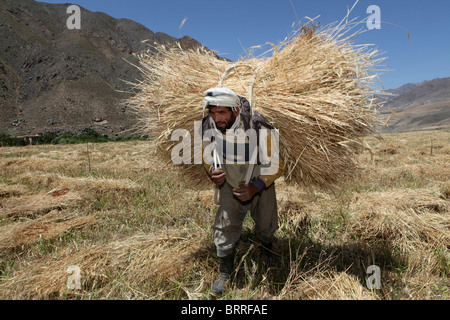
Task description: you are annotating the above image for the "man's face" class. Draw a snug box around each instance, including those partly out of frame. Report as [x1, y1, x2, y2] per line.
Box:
[209, 106, 239, 133]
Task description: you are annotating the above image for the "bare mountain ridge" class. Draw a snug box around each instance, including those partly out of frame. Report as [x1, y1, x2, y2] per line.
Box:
[0, 0, 210, 138]
[378, 77, 450, 132]
[1, 0, 448, 138]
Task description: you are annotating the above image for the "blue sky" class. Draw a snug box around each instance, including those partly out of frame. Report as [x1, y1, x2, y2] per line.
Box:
[39, 0, 450, 89]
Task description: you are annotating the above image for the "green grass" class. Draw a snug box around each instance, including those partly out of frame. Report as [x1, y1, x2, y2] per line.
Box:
[0, 134, 27, 147]
[0, 129, 146, 147]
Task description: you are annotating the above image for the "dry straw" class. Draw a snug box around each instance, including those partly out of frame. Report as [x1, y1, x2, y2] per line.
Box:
[126, 17, 386, 190]
[349, 188, 450, 249]
[0, 210, 97, 252]
[0, 191, 84, 219]
[0, 231, 209, 299]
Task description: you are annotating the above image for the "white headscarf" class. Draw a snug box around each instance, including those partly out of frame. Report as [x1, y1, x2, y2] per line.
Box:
[203, 88, 241, 114]
[203, 87, 243, 132]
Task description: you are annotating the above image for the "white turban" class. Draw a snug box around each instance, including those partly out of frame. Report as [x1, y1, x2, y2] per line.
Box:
[203, 88, 241, 115]
[202, 87, 243, 131]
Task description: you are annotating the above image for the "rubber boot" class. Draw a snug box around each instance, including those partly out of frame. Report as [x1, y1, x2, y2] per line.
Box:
[210, 252, 235, 296]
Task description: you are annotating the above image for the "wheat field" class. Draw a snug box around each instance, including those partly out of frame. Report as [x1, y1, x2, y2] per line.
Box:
[0, 130, 449, 300]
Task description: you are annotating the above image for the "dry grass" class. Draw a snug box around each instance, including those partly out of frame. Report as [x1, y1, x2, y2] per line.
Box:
[126, 19, 386, 190]
[0, 231, 209, 299]
[0, 191, 84, 219]
[0, 131, 449, 300]
[0, 210, 97, 252]
[281, 270, 380, 300]
[15, 172, 143, 195]
[348, 189, 450, 252]
[0, 182, 28, 198]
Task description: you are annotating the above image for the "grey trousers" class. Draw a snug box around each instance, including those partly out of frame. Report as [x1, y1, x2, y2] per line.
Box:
[213, 182, 278, 257]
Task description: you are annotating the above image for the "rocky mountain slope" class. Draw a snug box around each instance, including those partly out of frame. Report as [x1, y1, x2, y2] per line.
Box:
[378, 77, 450, 132]
[0, 0, 207, 138]
[1, 0, 448, 138]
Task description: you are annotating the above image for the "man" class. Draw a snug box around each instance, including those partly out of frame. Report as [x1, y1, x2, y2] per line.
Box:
[201, 88, 285, 296]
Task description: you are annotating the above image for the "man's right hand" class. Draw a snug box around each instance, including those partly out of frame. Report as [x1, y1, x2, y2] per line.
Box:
[211, 168, 226, 186]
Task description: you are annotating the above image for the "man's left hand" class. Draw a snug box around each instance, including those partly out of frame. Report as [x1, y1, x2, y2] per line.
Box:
[232, 182, 259, 202]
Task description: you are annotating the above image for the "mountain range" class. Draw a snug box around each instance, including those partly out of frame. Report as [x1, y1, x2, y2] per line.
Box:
[378, 77, 450, 132]
[1, 0, 449, 138]
[0, 0, 209, 139]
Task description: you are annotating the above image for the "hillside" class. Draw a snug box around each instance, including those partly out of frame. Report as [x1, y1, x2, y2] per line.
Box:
[379, 77, 450, 132]
[0, 0, 208, 139]
[1, 0, 448, 138]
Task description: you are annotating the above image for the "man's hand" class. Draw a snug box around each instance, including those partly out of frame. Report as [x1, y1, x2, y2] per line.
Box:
[232, 182, 259, 202]
[211, 168, 226, 186]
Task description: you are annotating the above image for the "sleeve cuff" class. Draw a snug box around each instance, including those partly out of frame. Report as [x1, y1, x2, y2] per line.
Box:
[251, 177, 266, 193]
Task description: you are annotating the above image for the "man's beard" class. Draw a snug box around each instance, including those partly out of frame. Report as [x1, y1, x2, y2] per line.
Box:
[215, 115, 237, 133]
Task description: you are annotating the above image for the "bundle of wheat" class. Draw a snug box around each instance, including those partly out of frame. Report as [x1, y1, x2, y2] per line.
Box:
[126, 18, 386, 190]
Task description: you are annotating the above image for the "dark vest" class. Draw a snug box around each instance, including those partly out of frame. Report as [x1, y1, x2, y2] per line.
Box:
[201, 96, 274, 165]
